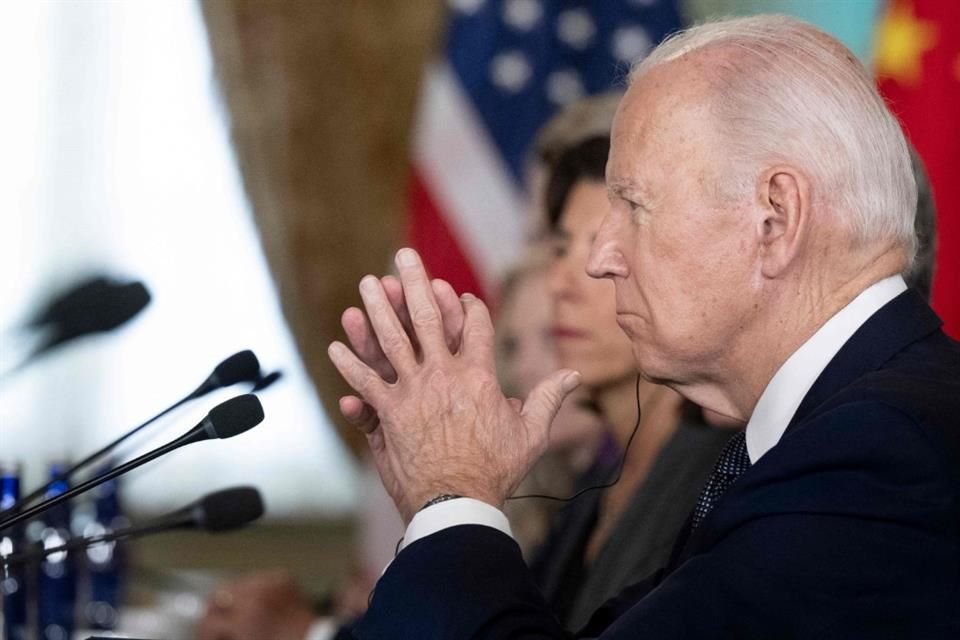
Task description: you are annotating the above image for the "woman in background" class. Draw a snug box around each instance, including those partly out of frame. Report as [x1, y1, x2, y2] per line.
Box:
[496, 253, 602, 557]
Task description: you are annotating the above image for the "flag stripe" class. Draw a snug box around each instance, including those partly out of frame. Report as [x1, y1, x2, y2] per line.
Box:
[408, 170, 487, 299]
[412, 61, 526, 295]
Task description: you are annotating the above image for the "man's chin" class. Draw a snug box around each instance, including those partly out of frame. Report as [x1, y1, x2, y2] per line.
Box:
[631, 353, 682, 389]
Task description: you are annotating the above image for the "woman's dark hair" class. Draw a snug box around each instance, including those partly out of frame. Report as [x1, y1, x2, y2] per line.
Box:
[544, 136, 610, 230]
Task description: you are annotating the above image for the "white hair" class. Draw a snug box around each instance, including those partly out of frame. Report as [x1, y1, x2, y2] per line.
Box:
[631, 15, 917, 263]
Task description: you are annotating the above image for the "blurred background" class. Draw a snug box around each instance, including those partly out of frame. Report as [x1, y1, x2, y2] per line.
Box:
[0, 0, 955, 638]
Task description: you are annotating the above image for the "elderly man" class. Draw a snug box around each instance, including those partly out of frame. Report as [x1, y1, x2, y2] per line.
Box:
[328, 15, 960, 639]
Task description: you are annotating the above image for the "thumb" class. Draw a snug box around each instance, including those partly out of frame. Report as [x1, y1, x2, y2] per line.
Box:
[520, 369, 581, 434]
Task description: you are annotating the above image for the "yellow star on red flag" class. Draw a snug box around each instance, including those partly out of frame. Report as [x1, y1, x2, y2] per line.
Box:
[874, 0, 938, 87]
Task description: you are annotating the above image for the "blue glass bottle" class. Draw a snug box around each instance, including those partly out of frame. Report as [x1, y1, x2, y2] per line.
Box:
[81, 463, 126, 631]
[32, 462, 76, 640]
[1, 460, 28, 640]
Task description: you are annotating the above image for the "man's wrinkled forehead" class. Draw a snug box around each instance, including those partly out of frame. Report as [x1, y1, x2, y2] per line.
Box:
[607, 59, 714, 185]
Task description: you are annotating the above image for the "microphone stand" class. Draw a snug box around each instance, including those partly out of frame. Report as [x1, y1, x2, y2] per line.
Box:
[0, 430, 197, 532]
[0, 394, 263, 532]
[7, 396, 195, 514]
[2, 354, 266, 516]
[1, 518, 190, 568]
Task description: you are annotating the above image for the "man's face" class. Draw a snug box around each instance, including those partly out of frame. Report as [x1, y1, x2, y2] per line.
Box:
[588, 60, 762, 387]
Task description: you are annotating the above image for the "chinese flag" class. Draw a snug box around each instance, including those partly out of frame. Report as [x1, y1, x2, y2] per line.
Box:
[875, 0, 960, 337]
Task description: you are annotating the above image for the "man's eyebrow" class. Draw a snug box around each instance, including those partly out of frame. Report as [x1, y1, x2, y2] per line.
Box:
[606, 180, 643, 198]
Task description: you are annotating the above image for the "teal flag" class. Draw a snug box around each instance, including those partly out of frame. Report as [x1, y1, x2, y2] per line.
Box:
[685, 0, 882, 66]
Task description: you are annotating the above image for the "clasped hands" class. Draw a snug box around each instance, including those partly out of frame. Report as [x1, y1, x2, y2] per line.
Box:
[328, 248, 581, 523]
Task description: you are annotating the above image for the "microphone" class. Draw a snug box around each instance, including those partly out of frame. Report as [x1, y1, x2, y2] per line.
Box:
[0, 276, 150, 382]
[187, 349, 262, 399]
[0, 487, 264, 567]
[4, 350, 263, 514]
[150, 485, 264, 533]
[28, 276, 151, 356]
[0, 395, 265, 533]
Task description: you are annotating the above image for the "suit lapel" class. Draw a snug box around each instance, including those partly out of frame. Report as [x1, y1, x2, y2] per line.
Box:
[785, 289, 941, 434]
[669, 290, 941, 571]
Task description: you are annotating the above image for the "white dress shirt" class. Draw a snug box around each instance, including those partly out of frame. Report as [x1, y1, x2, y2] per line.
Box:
[305, 618, 338, 640]
[744, 275, 906, 462]
[397, 275, 908, 552]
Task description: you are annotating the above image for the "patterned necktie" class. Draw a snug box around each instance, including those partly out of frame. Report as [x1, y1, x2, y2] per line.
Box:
[691, 431, 751, 530]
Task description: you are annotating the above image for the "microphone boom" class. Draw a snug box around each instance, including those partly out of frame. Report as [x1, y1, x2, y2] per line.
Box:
[0, 395, 265, 532]
[0, 487, 264, 567]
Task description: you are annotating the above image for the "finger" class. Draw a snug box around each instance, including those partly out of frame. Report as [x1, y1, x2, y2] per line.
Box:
[432, 278, 464, 353]
[342, 307, 397, 382]
[521, 369, 582, 437]
[358, 275, 417, 373]
[327, 341, 387, 405]
[366, 425, 386, 455]
[385, 275, 463, 355]
[394, 249, 448, 357]
[339, 395, 380, 434]
[382, 275, 421, 355]
[381, 275, 407, 325]
[459, 293, 496, 368]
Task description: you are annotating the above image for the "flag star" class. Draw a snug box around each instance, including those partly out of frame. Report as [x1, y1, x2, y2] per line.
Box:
[546, 69, 585, 105]
[874, 0, 938, 87]
[490, 51, 533, 93]
[612, 26, 653, 63]
[449, 0, 485, 16]
[503, 0, 543, 32]
[557, 9, 596, 50]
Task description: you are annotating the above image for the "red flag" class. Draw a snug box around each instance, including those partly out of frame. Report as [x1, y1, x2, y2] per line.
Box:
[875, 0, 960, 337]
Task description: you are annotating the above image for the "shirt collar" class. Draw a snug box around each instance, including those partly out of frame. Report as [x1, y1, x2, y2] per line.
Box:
[745, 275, 908, 463]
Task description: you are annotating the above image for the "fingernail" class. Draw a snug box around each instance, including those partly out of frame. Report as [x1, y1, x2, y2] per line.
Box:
[460, 293, 475, 302]
[397, 248, 419, 267]
[360, 275, 377, 292]
[561, 371, 581, 393]
[328, 341, 346, 356]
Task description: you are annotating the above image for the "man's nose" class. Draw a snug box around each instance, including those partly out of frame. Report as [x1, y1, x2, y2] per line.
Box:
[587, 216, 627, 279]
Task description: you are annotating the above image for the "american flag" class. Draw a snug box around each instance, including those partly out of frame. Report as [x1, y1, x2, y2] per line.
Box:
[409, 0, 682, 300]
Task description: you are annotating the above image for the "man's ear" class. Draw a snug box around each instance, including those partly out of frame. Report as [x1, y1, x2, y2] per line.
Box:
[758, 167, 808, 279]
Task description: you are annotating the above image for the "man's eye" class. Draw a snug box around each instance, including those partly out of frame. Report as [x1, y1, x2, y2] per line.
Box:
[550, 243, 568, 259]
[626, 200, 651, 223]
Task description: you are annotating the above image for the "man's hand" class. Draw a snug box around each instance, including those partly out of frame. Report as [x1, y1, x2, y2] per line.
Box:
[328, 248, 581, 523]
[196, 571, 316, 640]
[338, 275, 465, 434]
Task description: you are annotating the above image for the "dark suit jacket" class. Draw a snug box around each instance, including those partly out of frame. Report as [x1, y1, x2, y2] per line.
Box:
[353, 290, 960, 639]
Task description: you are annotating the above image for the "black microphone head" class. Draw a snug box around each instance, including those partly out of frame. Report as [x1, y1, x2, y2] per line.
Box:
[213, 350, 261, 387]
[31, 277, 150, 347]
[206, 394, 265, 440]
[190, 350, 262, 398]
[193, 486, 264, 532]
